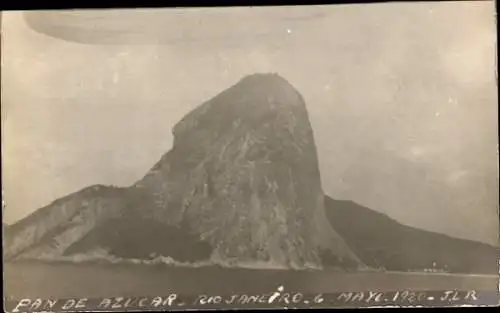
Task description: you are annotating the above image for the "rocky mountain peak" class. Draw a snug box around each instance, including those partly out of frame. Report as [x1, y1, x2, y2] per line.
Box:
[5, 73, 363, 270]
[135, 73, 363, 268]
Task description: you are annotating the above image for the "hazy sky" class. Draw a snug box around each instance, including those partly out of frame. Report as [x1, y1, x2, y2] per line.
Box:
[1, 2, 498, 245]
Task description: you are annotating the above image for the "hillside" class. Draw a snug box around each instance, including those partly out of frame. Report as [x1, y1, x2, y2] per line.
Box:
[324, 196, 498, 274]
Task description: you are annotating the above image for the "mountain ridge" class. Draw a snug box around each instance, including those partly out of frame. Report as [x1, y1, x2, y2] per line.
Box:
[329, 198, 496, 246]
[324, 196, 498, 274]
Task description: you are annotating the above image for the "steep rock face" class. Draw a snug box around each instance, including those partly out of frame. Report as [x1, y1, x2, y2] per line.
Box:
[4, 73, 363, 269]
[134, 73, 362, 268]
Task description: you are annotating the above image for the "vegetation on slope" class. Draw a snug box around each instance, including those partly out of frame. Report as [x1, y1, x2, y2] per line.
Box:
[324, 196, 498, 274]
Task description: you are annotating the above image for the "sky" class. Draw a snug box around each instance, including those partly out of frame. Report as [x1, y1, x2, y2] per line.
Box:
[1, 2, 498, 245]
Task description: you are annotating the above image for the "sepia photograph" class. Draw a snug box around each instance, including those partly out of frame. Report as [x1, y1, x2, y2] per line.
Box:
[1, 1, 499, 310]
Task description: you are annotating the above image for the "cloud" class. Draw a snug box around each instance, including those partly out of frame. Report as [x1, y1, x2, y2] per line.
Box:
[23, 8, 312, 46]
[441, 31, 496, 89]
[446, 170, 469, 185]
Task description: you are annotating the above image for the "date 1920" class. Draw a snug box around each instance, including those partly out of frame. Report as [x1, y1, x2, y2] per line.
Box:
[333, 290, 479, 304]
